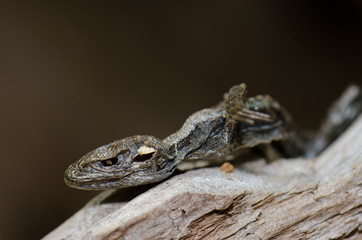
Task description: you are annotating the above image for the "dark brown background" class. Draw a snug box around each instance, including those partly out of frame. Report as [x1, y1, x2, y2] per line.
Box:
[1, 1, 361, 239]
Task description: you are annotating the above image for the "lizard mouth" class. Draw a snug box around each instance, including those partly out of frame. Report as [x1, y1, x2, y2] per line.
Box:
[64, 162, 177, 190]
[64, 175, 126, 190]
[64, 164, 131, 190]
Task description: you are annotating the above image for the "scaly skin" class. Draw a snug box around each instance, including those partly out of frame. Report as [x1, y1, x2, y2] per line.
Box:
[64, 83, 361, 190]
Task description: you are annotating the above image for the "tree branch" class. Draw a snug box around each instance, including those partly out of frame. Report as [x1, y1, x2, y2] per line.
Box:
[43, 116, 362, 240]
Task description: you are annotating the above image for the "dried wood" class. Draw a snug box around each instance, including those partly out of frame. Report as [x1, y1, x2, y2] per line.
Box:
[43, 116, 362, 240]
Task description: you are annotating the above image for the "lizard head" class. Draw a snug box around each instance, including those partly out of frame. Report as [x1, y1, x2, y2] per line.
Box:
[64, 135, 175, 190]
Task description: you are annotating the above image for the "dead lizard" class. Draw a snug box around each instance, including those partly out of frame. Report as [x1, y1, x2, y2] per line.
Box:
[65, 83, 361, 190]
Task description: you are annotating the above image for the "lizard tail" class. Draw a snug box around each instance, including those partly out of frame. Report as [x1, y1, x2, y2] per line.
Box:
[305, 84, 362, 157]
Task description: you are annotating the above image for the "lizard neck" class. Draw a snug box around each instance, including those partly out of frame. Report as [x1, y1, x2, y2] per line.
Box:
[162, 107, 227, 164]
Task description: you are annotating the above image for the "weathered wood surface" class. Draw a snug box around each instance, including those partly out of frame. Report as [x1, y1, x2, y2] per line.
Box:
[44, 116, 362, 240]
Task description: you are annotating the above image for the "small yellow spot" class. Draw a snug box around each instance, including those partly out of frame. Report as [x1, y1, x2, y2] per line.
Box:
[138, 146, 156, 155]
[221, 162, 234, 173]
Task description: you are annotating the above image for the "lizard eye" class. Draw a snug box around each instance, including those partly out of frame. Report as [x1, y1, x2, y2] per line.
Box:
[99, 150, 130, 167]
[101, 157, 118, 167]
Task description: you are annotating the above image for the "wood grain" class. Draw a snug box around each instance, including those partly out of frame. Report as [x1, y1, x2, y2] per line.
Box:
[43, 116, 362, 240]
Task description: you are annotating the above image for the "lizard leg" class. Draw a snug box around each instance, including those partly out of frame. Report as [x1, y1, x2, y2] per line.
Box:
[225, 84, 275, 125]
[225, 83, 362, 158]
[225, 84, 310, 157]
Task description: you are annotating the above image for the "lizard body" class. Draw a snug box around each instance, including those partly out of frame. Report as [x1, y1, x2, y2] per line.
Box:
[65, 83, 361, 190]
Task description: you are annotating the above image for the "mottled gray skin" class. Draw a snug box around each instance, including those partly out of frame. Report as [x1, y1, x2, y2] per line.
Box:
[65, 83, 361, 190]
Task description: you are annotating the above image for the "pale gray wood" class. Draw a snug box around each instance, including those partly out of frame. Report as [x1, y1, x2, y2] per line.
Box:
[44, 116, 362, 240]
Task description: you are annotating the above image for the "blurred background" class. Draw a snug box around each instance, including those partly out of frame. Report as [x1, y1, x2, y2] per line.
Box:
[0, 1, 361, 239]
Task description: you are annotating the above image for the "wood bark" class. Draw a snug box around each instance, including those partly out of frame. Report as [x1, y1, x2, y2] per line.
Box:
[43, 116, 362, 240]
